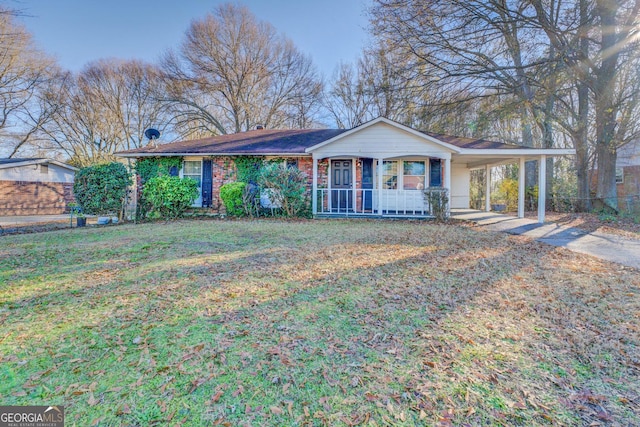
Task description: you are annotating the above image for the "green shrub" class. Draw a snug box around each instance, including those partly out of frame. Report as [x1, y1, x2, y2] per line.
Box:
[258, 163, 309, 217]
[234, 156, 263, 184]
[74, 162, 130, 216]
[136, 157, 182, 182]
[423, 187, 449, 221]
[135, 157, 183, 220]
[142, 176, 198, 220]
[220, 182, 247, 216]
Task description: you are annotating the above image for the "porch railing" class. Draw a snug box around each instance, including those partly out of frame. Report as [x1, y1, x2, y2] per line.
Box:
[315, 189, 432, 217]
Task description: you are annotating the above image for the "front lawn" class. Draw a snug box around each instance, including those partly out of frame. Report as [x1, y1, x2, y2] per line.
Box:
[1, 219, 638, 426]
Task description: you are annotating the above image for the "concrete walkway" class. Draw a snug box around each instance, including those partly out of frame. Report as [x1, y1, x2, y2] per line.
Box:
[451, 209, 640, 270]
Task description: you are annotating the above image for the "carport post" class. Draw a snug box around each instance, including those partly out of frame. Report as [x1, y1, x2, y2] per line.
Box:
[444, 157, 451, 215]
[377, 158, 384, 215]
[518, 157, 525, 218]
[312, 155, 318, 215]
[538, 155, 546, 223]
[485, 164, 491, 212]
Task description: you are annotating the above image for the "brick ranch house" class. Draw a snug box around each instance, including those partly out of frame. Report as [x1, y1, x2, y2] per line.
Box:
[117, 117, 575, 223]
[0, 158, 77, 216]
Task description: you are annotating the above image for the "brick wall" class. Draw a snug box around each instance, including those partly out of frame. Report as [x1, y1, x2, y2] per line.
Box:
[297, 157, 314, 198]
[0, 180, 75, 215]
[207, 156, 317, 214]
[211, 157, 238, 214]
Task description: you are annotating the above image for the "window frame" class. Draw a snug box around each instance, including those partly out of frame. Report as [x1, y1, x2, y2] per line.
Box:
[402, 161, 426, 190]
[382, 160, 398, 190]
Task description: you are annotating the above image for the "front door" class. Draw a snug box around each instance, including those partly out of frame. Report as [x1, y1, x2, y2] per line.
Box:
[331, 159, 353, 211]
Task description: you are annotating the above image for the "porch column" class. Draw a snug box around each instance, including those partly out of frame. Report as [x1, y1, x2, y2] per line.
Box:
[312, 155, 318, 215]
[377, 158, 384, 215]
[352, 159, 357, 214]
[518, 157, 525, 218]
[538, 155, 546, 223]
[485, 164, 491, 212]
[444, 157, 451, 215]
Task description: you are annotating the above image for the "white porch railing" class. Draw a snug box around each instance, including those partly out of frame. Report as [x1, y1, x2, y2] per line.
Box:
[315, 189, 433, 217]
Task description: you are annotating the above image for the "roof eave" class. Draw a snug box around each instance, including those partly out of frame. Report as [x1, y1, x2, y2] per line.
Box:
[0, 159, 78, 171]
[457, 148, 576, 156]
[115, 152, 312, 158]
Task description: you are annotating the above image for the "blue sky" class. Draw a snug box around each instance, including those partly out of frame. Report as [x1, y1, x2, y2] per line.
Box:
[14, 0, 371, 78]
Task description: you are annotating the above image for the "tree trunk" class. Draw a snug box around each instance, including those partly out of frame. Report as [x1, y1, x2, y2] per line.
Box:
[593, 0, 620, 212]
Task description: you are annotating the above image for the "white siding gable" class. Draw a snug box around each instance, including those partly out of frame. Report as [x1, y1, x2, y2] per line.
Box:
[310, 122, 454, 159]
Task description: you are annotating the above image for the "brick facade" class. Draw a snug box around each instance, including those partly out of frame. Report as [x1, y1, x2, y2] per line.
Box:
[175, 156, 315, 215]
[211, 157, 239, 213]
[0, 180, 75, 215]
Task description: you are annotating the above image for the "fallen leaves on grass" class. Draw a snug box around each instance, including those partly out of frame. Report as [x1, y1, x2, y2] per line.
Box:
[1, 219, 638, 426]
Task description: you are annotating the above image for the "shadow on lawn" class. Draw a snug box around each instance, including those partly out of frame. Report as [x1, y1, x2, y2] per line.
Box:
[2, 221, 636, 426]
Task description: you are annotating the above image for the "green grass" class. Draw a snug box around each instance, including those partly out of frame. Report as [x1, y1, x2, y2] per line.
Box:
[1, 219, 638, 426]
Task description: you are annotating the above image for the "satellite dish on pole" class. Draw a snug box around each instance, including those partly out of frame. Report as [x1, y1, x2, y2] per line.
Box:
[145, 128, 160, 140]
[144, 128, 161, 148]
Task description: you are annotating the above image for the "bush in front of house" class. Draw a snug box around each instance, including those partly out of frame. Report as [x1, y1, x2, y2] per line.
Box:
[258, 163, 309, 217]
[423, 187, 449, 221]
[143, 175, 199, 220]
[74, 162, 130, 216]
[135, 157, 183, 220]
[220, 182, 247, 216]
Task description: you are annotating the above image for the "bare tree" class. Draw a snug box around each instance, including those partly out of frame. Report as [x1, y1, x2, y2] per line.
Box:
[324, 45, 429, 128]
[40, 59, 170, 166]
[161, 3, 322, 137]
[0, 7, 56, 158]
[324, 62, 372, 128]
[372, 0, 640, 210]
[371, 0, 557, 187]
[531, 0, 640, 210]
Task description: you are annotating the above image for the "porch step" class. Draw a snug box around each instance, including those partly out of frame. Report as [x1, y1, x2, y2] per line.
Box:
[314, 213, 434, 220]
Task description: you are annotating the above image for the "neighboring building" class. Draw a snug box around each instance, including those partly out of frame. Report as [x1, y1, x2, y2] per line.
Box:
[616, 139, 640, 210]
[0, 158, 77, 216]
[117, 117, 574, 222]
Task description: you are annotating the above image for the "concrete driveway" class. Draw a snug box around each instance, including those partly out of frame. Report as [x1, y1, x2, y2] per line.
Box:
[0, 214, 72, 227]
[452, 209, 640, 270]
[0, 214, 99, 233]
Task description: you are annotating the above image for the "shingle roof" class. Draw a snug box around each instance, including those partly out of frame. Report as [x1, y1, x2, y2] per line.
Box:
[117, 129, 349, 156]
[116, 123, 528, 158]
[422, 132, 527, 150]
[0, 158, 44, 165]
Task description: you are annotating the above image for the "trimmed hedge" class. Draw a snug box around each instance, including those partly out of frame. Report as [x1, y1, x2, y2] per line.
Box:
[73, 162, 130, 216]
[220, 182, 247, 216]
[143, 176, 199, 220]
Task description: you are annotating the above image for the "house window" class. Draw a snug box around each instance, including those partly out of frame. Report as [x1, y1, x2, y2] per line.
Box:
[403, 161, 426, 190]
[382, 161, 398, 189]
[616, 167, 624, 184]
[183, 161, 202, 187]
[286, 159, 298, 169]
[40, 164, 49, 174]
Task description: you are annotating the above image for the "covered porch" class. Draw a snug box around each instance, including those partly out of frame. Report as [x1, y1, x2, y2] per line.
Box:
[304, 117, 575, 222]
[311, 156, 450, 218]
